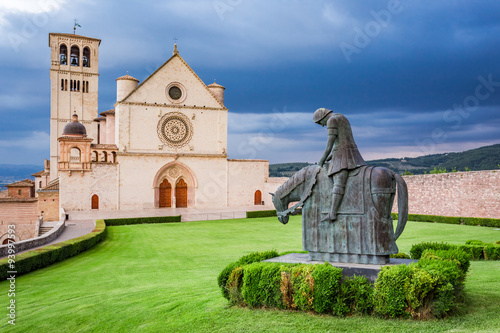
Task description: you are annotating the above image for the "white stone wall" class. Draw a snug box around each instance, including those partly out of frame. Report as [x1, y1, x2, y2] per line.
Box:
[116, 155, 228, 210]
[59, 164, 118, 211]
[228, 160, 270, 206]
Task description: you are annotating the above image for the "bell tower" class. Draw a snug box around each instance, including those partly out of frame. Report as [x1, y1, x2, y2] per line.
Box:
[48, 33, 101, 180]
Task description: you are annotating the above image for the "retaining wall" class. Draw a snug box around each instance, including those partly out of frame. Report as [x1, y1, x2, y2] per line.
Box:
[393, 170, 500, 219]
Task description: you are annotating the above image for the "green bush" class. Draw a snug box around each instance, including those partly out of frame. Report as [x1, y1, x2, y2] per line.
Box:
[465, 240, 488, 245]
[104, 215, 181, 226]
[217, 250, 279, 299]
[373, 264, 413, 318]
[483, 246, 500, 260]
[242, 262, 266, 308]
[311, 263, 343, 313]
[220, 248, 469, 319]
[457, 245, 484, 260]
[390, 252, 411, 259]
[333, 276, 374, 316]
[462, 217, 500, 228]
[410, 242, 454, 259]
[246, 210, 277, 218]
[0, 220, 106, 280]
[392, 213, 500, 228]
[290, 264, 315, 311]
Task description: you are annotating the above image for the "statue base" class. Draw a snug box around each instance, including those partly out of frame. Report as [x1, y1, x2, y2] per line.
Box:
[263, 253, 416, 283]
[309, 251, 389, 265]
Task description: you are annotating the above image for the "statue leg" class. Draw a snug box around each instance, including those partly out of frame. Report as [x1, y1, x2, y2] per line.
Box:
[322, 170, 348, 222]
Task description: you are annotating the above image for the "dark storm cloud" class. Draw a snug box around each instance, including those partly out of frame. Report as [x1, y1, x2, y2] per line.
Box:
[0, 0, 499, 164]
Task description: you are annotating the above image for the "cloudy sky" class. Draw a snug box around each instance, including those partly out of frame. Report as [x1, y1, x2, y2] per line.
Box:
[1, 0, 499, 165]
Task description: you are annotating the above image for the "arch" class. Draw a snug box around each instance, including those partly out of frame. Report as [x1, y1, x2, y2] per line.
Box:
[159, 179, 172, 208]
[175, 178, 188, 207]
[2, 238, 12, 245]
[70, 147, 81, 163]
[101, 151, 107, 162]
[59, 44, 67, 65]
[112, 152, 117, 163]
[92, 151, 98, 162]
[82, 46, 91, 67]
[70, 45, 80, 66]
[153, 162, 197, 208]
[254, 190, 262, 205]
[107, 152, 113, 163]
[153, 161, 197, 188]
[91, 194, 99, 209]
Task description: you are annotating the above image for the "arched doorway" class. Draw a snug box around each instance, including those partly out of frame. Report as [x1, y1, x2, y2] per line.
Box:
[159, 179, 172, 208]
[254, 190, 262, 205]
[91, 194, 99, 209]
[2, 238, 13, 245]
[175, 179, 188, 208]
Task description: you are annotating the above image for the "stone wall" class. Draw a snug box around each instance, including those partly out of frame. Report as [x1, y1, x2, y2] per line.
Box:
[393, 170, 500, 219]
[0, 200, 38, 224]
[38, 191, 60, 221]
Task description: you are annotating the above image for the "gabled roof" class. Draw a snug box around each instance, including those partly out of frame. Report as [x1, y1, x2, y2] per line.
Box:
[119, 47, 226, 109]
[31, 170, 49, 177]
[6, 179, 34, 187]
[39, 178, 59, 192]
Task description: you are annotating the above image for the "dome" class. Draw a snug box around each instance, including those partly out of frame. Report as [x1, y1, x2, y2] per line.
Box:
[62, 114, 87, 136]
[116, 74, 139, 82]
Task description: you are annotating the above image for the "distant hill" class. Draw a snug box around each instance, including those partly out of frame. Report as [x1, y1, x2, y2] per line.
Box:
[0, 164, 43, 190]
[269, 144, 500, 176]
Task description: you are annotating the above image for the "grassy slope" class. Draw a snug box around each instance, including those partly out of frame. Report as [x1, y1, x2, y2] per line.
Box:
[1, 217, 500, 332]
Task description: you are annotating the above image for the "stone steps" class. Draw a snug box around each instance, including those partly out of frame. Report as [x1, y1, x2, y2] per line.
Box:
[38, 226, 53, 236]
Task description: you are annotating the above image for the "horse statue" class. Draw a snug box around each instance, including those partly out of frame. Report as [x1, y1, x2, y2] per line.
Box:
[271, 163, 408, 265]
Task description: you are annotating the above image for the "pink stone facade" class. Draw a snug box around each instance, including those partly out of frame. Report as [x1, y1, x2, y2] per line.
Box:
[393, 170, 500, 219]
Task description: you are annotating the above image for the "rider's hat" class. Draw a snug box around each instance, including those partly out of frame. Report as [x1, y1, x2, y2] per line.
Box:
[313, 108, 333, 124]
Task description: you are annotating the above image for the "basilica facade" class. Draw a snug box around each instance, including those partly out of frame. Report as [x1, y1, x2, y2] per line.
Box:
[39, 32, 280, 214]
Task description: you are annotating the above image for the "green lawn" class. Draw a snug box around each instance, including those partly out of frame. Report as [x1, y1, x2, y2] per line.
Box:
[1, 217, 500, 332]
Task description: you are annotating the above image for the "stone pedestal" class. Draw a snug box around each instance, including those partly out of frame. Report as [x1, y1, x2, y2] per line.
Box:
[263, 253, 416, 283]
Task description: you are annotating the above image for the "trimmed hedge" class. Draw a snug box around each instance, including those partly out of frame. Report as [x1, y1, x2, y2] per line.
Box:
[246, 210, 277, 218]
[104, 215, 181, 226]
[410, 241, 500, 260]
[219, 249, 469, 319]
[391, 213, 500, 228]
[0, 220, 106, 280]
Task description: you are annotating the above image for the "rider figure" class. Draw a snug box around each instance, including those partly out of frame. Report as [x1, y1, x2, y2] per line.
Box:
[314, 108, 366, 222]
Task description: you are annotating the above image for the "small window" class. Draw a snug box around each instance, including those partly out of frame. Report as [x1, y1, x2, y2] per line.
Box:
[61, 79, 65, 91]
[83, 47, 90, 67]
[70, 45, 80, 66]
[39, 181, 42, 188]
[59, 44, 67, 65]
[18, 189, 22, 195]
[169, 86, 182, 100]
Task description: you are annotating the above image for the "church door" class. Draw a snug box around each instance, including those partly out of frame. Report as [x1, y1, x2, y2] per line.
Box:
[254, 190, 262, 205]
[175, 179, 188, 208]
[91, 194, 99, 209]
[159, 179, 172, 208]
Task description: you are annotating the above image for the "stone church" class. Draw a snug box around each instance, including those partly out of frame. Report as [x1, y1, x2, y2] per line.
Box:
[34, 32, 281, 216]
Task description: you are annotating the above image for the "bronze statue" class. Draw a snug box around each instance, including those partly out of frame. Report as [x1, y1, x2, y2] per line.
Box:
[271, 109, 408, 265]
[314, 108, 366, 222]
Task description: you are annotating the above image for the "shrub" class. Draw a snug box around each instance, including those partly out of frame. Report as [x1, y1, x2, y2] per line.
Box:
[0, 220, 106, 280]
[483, 246, 500, 260]
[242, 263, 265, 308]
[217, 250, 279, 299]
[421, 249, 470, 281]
[246, 210, 277, 218]
[311, 263, 343, 313]
[373, 264, 412, 318]
[465, 240, 487, 245]
[104, 216, 181, 226]
[333, 276, 374, 316]
[390, 252, 411, 259]
[410, 242, 454, 260]
[290, 264, 315, 311]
